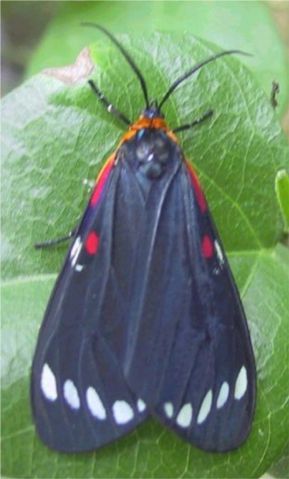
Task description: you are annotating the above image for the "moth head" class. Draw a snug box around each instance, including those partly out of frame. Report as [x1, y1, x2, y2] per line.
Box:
[142, 101, 164, 120]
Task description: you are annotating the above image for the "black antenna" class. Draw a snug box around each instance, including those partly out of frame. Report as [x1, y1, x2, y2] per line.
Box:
[159, 50, 251, 110]
[82, 23, 150, 109]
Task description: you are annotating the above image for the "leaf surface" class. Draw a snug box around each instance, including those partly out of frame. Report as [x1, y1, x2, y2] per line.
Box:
[26, 1, 289, 116]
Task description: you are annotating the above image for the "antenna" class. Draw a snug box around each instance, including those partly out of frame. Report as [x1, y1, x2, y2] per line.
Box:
[82, 23, 150, 109]
[159, 50, 251, 110]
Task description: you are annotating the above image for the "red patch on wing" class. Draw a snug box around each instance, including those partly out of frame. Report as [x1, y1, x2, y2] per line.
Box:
[186, 162, 207, 213]
[90, 156, 114, 207]
[85, 231, 100, 255]
[202, 235, 214, 258]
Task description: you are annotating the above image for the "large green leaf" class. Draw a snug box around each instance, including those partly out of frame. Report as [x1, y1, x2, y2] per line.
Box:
[26, 1, 289, 117]
[1, 33, 289, 478]
[270, 442, 289, 478]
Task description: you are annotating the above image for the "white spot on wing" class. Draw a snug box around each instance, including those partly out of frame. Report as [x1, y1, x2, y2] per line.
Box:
[63, 379, 80, 409]
[197, 389, 213, 424]
[164, 402, 174, 418]
[75, 264, 84, 272]
[41, 363, 57, 401]
[86, 387, 106, 419]
[70, 236, 82, 267]
[113, 400, 134, 424]
[137, 399, 146, 413]
[234, 366, 248, 400]
[214, 240, 224, 264]
[176, 403, 193, 428]
[216, 381, 229, 409]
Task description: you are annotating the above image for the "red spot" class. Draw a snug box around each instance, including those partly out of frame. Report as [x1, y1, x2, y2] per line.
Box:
[90, 157, 114, 207]
[202, 235, 214, 259]
[186, 162, 207, 213]
[85, 231, 100, 255]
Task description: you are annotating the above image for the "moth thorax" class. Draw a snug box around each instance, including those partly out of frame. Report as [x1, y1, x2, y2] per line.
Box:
[135, 129, 171, 179]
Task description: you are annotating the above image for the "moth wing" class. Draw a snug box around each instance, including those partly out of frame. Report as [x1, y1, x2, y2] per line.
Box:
[124, 160, 256, 452]
[31, 156, 148, 452]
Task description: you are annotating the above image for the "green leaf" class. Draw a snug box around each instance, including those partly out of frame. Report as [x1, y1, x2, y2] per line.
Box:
[1, 32, 289, 478]
[26, 1, 289, 117]
[275, 169, 289, 233]
[269, 441, 289, 478]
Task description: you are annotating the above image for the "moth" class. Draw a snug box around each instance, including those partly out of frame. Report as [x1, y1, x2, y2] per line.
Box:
[31, 25, 256, 453]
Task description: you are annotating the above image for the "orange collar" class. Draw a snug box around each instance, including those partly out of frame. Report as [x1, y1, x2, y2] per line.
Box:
[120, 116, 178, 145]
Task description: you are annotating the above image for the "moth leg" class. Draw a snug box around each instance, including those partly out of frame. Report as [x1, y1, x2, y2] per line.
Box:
[88, 80, 131, 127]
[173, 109, 213, 133]
[34, 229, 76, 249]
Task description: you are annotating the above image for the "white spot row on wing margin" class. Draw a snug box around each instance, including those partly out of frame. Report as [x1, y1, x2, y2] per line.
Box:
[163, 365, 248, 428]
[40, 363, 146, 424]
[40, 364, 248, 427]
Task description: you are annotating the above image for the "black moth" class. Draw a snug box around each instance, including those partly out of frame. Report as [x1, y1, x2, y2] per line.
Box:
[31, 25, 256, 453]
